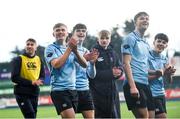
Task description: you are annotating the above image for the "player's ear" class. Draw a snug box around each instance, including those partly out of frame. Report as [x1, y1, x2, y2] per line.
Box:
[86, 31, 88, 36]
[165, 43, 168, 48]
[34, 43, 37, 50]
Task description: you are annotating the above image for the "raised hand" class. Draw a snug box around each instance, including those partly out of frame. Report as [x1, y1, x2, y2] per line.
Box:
[164, 65, 176, 83]
[68, 36, 78, 51]
[83, 48, 99, 63]
[164, 65, 176, 75]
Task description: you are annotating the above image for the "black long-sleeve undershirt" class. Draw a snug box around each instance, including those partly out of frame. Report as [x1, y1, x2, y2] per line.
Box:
[11, 53, 45, 96]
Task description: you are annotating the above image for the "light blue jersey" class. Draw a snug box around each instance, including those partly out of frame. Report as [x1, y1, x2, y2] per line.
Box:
[122, 31, 150, 85]
[148, 50, 168, 97]
[75, 46, 96, 91]
[44, 41, 76, 91]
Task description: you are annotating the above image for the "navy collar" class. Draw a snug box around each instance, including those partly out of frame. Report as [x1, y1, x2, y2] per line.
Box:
[133, 31, 148, 43]
[150, 50, 162, 58]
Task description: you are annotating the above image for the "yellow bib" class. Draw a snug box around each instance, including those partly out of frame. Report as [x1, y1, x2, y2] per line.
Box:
[20, 55, 41, 81]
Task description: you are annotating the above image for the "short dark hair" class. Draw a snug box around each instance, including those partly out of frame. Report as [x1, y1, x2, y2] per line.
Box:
[53, 23, 67, 30]
[26, 38, 36, 44]
[72, 23, 87, 33]
[154, 33, 169, 42]
[134, 12, 149, 23]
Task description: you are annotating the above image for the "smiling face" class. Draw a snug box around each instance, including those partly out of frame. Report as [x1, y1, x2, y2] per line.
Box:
[74, 28, 87, 43]
[25, 40, 37, 56]
[153, 38, 168, 53]
[53, 25, 68, 42]
[135, 15, 149, 32]
[72, 23, 87, 44]
[134, 12, 149, 33]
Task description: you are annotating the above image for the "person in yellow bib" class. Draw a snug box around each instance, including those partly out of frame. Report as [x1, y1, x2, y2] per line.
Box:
[11, 38, 45, 119]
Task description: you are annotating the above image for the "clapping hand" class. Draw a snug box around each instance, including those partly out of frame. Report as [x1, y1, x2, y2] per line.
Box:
[156, 69, 163, 78]
[164, 65, 176, 75]
[83, 48, 99, 63]
[164, 65, 176, 83]
[68, 35, 78, 51]
[112, 66, 122, 78]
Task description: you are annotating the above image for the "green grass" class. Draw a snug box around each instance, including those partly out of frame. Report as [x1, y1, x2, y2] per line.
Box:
[0, 101, 179, 118]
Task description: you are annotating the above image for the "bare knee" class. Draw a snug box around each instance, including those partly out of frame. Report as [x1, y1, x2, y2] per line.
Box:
[60, 108, 76, 118]
[155, 113, 167, 119]
[132, 108, 149, 118]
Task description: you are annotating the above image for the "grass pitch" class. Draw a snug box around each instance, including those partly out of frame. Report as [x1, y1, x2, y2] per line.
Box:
[0, 101, 179, 118]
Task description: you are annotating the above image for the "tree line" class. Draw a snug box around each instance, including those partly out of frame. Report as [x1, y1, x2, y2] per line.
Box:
[0, 19, 135, 75]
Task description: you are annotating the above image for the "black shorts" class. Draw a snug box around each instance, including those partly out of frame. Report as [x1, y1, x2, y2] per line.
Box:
[77, 90, 94, 113]
[50, 90, 78, 115]
[123, 82, 155, 111]
[154, 95, 167, 115]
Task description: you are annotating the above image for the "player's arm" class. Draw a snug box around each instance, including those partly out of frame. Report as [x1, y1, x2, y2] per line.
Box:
[11, 56, 33, 85]
[50, 47, 72, 68]
[39, 59, 45, 80]
[85, 49, 99, 78]
[163, 65, 176, 83]
[32, 58, 45, 86]
[87, 62, 96, 79]
[68, 37, 87, 68]
[148, 69, 163, 80]
[73, 49, 87, 68]
[123, 53, 139, 98]
[112, 52, 123, 79]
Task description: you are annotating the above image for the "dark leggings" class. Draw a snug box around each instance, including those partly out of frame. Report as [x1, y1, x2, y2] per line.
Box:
[15, 94, 38, 119]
